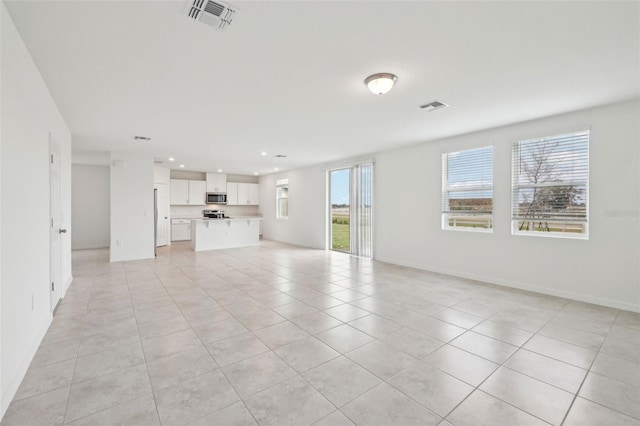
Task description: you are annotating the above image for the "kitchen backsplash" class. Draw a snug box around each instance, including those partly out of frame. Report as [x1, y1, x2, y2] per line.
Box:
[170, 205, 260, 218]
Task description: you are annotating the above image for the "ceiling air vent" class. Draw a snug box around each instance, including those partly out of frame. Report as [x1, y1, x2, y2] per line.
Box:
[419, 100, 449, 112]
[186, 0, 237, 30]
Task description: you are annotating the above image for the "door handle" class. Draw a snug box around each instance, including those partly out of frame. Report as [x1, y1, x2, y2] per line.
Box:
[59, 228, 67, 234]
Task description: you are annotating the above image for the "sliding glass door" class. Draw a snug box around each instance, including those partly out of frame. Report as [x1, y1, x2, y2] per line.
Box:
[330, 168, 350, 252]
[329, 162, 374, 258]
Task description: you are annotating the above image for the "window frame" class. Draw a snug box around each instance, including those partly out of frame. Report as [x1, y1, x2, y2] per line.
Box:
[441, 145, 494, 233]
[276, 178, 289, 220]
[511, 130, 589, 239]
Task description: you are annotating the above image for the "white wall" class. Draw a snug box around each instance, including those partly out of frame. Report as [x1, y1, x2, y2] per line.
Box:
[1, 3, 72, 417]
[71, 165, 110, 250]
[375, 100, 639, 312]
[260, 165, 327, 249]
[154, 165, 170, 185]
[110, 152, 154, 262]
[260, 100, 640, 312]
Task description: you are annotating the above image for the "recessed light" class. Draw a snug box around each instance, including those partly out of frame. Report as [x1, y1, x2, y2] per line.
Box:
[274, 167, 279, 171]
[254, 172, 259, 175]
[168, 157, 175, 162]
[179, 164, 185, 168]
[260, 152, 267, 156]
[217, 169, 222, 173]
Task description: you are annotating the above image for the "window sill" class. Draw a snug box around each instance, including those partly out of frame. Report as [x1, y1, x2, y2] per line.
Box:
[511, 229, 589, 240]
[442, 226, 493, 234]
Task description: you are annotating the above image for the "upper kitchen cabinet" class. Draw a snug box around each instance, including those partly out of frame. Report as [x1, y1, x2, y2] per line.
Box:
[227, 182, 259, 205]
[227, 182, 238, 205]
[206, 173, 227, 193]
[188, 180, 206, 205]
[248, 184, 260, 205]
[170, 179, 206, 205]
[170, 179, 189, 205]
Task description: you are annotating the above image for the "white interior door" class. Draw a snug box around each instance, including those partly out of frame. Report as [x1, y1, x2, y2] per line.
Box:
[155, 183, 169, 246]
[50, 137, 63, 312]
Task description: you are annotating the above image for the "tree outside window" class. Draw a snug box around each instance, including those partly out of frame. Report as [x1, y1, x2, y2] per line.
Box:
[512, 131, 589, 237]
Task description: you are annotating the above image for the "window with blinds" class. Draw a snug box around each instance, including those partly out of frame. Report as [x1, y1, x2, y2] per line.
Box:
[511, 131, 589, 238]
[442, 146, 493, 231]
[276, 178, 289, 219]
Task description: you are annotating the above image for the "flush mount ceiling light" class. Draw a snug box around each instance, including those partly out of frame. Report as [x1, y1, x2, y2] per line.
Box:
[364, 73, 398, 95]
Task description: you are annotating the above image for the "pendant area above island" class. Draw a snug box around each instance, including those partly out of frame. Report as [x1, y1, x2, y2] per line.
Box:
[190, 217, 262, 252]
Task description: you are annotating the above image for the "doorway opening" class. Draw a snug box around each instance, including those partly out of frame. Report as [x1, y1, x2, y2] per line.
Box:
[330, 168, 350, 252]
[328, 162, 374, 258]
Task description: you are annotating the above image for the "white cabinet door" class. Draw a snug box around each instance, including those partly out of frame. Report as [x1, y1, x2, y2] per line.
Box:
[237, 183, 249, 205]
[170, 179, 189, 205]
[248, 183, 260, 205]
[227, 182, 238, 205]
[206, 173, 227, 193]
[188, 180, 206, 205]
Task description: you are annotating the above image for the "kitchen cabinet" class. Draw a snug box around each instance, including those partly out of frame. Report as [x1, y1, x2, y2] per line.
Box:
[248, 183, 260, 206]
[206, 173, 227, 193]
[227, 182, 259, 205]
[171, 219, 191, 241]
[237, 183, 249, 205]
[170, 179, 206, 205]
[170, 179, 189, 205]
[188, 180, 206, 205]
[226, 182, 238, 205]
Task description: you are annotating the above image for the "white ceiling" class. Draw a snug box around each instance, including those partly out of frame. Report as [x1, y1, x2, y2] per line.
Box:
[5, 0, 639, 175]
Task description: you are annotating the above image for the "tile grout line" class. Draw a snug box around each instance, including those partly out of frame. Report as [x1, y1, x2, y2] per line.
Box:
[432, 307, 563, 425]
[558, 308, 621, 425]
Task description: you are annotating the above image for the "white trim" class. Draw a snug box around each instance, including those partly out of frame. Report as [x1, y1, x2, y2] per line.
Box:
[0, 314, 53, 418]
[375, 255, 640, 313]
[62, 274, 73, 298]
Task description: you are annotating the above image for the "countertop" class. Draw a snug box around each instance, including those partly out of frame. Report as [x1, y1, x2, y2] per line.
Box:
[191, 216, 263, 222]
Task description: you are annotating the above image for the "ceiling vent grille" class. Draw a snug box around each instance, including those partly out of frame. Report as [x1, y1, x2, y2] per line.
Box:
[420, 100, 449, 111]
[186, 0, 237, 30]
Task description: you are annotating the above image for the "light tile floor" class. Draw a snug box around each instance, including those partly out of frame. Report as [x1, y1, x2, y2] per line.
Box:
[2, 241, 640, 426]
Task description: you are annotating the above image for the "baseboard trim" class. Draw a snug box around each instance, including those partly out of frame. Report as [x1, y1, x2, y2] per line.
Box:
[0, 313, 53, 419]
[375, 255, 640, 313]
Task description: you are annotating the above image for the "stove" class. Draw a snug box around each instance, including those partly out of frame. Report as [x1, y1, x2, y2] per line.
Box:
[203, 209, 227, 219]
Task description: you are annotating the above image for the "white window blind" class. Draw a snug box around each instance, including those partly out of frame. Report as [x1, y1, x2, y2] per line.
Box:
[276, 178, 289, 219]
[353, 162, 373, 258]
[511, 131, 589, 237]
[442, 146, 493, 231]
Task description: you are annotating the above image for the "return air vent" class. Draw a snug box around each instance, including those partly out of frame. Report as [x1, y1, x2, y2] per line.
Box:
[185, 0, 237, 30]
[420, 100, 449, 111]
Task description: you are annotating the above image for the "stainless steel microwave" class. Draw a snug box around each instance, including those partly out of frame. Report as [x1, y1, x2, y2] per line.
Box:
[206, 193, 227, 204]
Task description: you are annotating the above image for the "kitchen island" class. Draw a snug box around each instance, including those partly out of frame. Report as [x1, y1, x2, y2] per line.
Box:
[190, 217, 262, 251]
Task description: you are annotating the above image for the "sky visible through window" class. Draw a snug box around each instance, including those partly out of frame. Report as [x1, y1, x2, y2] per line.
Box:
[446, 146, 493, 196]
[331, 169, 350, 205]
